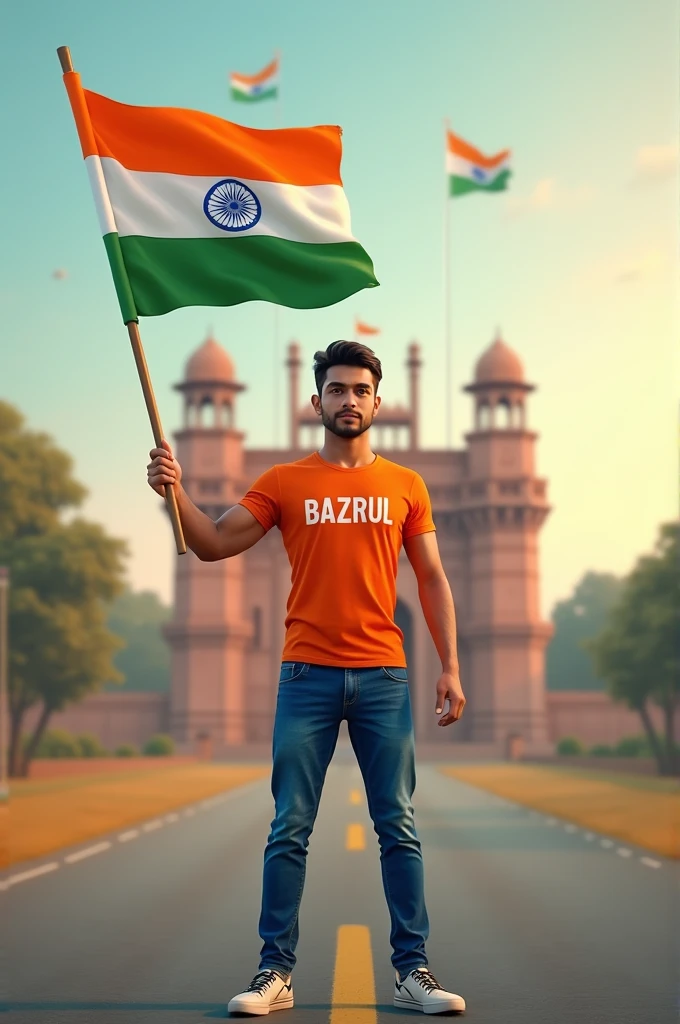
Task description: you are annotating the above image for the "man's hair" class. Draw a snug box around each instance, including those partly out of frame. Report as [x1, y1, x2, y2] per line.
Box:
[312, 340, 383, 396]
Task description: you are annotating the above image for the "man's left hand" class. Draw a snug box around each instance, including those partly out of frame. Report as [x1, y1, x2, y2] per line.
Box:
[435, 671, 466, 726]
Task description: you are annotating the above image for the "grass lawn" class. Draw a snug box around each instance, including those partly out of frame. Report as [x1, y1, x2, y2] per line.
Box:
[6, 763, 270, 869]
[440, 763, 680, 860]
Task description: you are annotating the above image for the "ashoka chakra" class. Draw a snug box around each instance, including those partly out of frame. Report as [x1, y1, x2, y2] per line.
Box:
[203, 179, 262, 232]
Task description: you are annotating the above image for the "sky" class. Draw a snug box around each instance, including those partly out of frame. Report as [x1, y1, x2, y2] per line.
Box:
[1, 0, 678, 618]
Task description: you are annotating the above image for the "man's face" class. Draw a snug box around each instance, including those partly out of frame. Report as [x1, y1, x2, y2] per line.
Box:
[311, 364, 381, 438]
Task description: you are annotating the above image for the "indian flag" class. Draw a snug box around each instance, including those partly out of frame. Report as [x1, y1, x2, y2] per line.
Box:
[230, 57, 278, 103]
[447, 131, 511, 197]
[61, 72, 378, 321]
[355, 317, 380, 336]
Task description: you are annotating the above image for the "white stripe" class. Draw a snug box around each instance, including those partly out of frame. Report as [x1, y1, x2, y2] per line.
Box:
[64, 841, 111, 864]
[6, 862, 60, 887]
[446, 152, 510, 183]
[100, 159, 355, 244]
[85, 156, 118, 234]
[231, 77, 278, 95]
[118, 829, 139, 842]
[641, 857, 661, 869]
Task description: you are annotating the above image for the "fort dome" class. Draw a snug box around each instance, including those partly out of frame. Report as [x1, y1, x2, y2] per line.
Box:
[474, 336, 525, 384]
[184, 336, 235, 383]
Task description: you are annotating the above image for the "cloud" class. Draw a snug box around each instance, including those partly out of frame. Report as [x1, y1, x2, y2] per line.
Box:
[631, 144, 679, 185]
[579, 246, 666, 289]
[504, 178, 597, 217]
[52, 268, 68, 280]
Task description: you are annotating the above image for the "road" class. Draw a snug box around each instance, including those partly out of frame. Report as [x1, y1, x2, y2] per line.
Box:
[4, 748, 678, 1023]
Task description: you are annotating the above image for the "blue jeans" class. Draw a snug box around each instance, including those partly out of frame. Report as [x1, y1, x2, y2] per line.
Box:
[258, 662, 429, 980]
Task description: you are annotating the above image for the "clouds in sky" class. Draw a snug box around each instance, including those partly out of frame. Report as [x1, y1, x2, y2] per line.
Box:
[631, 144, 679, 185]
[504, 178, 597, 217]
[578, 245, 667, 290]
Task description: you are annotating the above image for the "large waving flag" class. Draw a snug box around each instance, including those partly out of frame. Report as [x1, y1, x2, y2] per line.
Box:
[61, 76, 378, 319]
[230, 57, 278, 103]
[447, 131, 512, 197]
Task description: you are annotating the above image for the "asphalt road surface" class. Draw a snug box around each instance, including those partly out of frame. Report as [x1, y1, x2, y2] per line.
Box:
[4, 746, 678, 1023]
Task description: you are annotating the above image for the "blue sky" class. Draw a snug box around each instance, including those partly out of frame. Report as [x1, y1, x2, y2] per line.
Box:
[1, 0, 678, 615]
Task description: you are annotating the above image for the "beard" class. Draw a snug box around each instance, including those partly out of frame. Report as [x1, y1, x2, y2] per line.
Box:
[320, 405, 373, 439]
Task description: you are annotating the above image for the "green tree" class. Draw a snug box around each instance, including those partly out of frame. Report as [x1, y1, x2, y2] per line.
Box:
[583, 522, 680, 776]
[143, 733, 175, 756]
[546, 572, 624, 690]
[104, 588, 171, 692]
[0, 401, 128, 777]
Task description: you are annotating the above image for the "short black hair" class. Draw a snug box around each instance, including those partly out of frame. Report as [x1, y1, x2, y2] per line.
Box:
[312, 340, 383, 396]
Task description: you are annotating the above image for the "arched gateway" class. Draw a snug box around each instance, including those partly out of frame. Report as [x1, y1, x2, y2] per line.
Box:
[164, 331, 554, 757]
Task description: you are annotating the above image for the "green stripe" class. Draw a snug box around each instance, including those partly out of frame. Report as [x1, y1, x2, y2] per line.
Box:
[230, 86, 278, 102]
[449, 169, 512, 197]
[118, 235, 379, 316]
[103, 232, 138, 323]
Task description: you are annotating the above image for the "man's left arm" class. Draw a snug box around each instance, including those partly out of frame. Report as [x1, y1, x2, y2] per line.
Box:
[403, 531, 466, 727]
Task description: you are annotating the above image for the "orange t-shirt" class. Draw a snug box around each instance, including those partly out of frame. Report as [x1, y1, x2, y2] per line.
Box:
[238, 452, 435, 667]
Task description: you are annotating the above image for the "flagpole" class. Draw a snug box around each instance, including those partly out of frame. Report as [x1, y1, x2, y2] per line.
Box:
[57, 46, 186, 555]
[443, 117, 452, 449]
[272, 49, 282, 446]
[275, 48, 282, 128]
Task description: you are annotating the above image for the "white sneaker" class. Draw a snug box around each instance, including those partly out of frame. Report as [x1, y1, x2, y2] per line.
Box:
[228, 968, 294, 1016]
[394, 966, 466, 1015]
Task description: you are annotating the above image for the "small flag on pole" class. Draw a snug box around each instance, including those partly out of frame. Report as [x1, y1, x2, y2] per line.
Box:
[447, 131, 511, 197]
[355, 317, 380, 337]
[230, 57, 279, 103]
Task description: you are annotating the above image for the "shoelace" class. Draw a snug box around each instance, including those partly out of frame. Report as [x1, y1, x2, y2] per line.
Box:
[410, 968, 442, 994]
[247, 969, 282, 994]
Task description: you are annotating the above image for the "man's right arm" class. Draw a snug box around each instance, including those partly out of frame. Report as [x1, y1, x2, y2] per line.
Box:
[176, 486, 266, 561]
[147, 442, 266, 560]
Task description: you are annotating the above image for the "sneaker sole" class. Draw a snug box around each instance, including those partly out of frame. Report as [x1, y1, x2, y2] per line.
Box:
[394, 994, 465, 1014]
[228, 994, 294, 1016]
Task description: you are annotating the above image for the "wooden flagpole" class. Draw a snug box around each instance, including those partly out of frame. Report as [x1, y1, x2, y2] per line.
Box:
[57, 46, 186, 555]
[272, 49, 282, 447]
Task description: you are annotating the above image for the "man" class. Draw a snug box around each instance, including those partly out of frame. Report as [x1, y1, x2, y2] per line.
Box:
[147, 340, 467, 1016]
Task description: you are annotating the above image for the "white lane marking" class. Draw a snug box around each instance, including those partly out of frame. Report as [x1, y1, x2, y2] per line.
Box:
[118, 830, 139, 843]
[165, 813, 179, 823]
[438, 767, 668, 871]
[2, 780, 268, 890]
[65, 841, 111, 864]
[5, 862, 60, 887]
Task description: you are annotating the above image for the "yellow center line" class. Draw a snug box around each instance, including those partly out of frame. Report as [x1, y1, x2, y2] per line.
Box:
[345, 823, 366, 850]
[349, 789, 362, 805]
[330, 924, 377, 1023]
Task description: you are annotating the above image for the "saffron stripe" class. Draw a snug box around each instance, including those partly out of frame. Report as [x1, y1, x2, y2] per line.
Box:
[82, 89, 342, 184]
[230, 57, 279, 87]
[447, 130, 510, 169]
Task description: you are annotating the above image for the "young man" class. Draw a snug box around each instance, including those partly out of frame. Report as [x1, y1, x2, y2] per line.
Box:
[147, 340, 467, 1016]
